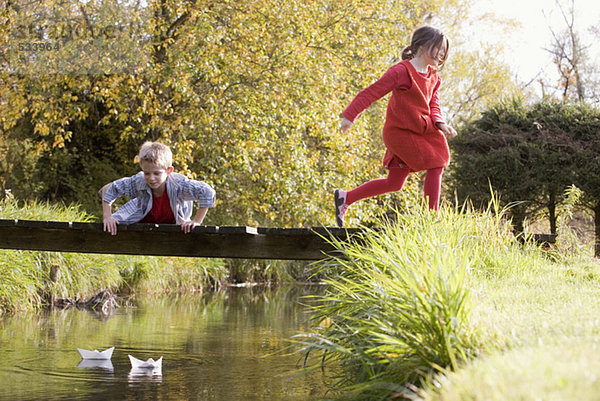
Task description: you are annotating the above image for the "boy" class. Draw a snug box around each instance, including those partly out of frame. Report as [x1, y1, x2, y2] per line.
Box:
[99, 141, 215, 235]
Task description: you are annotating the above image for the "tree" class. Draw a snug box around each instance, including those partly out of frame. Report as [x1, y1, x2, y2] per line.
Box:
[449, 98, 584, 236]
[0, 0, 455, 221]
[1, 0, 520, 229]
[451, 99, 600, 256]
[567, 103, 600, 257]
[440, 44, 521, 125]
[543, 0, 600, 103]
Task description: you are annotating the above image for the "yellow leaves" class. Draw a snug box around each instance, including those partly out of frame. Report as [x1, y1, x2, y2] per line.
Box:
[52, 134, 65, 148]
[34, 123, 50, 137]
[1, 0, 476, 225]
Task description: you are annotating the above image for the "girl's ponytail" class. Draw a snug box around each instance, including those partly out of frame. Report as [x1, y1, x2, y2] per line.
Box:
[401, 45, 413, 60]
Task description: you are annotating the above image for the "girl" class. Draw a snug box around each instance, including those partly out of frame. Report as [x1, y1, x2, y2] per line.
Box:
[335, 25, 457, 227]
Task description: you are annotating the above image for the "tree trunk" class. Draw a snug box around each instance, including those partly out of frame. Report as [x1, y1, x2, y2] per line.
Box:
[595, 203, 600, 258]
[512, 214, 525, 236]
[548, 193, 557, 235]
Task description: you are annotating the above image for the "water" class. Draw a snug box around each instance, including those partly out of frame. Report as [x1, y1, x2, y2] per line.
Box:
[0, 285, 329, 401]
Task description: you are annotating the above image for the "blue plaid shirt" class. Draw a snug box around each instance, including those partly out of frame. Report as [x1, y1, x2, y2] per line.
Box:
[100, 172, 216, 224]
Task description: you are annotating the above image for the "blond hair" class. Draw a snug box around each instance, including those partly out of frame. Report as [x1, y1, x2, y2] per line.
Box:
[138, 141, 172, 170]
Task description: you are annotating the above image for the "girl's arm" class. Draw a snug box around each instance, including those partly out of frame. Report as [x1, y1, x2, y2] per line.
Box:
[341, 64, 407, 124]
[429, 79, 444, 124]
[430, 78, 457, 138]
[437, 122, 457, 138]
[340, 116, 353, 133]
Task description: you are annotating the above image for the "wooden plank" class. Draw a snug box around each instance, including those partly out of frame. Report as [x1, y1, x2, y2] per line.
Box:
[257, 226, 361, 237]
[0, 219, 352, 260]
[531, 233, 557, 243]
[0, 219, 557, 259]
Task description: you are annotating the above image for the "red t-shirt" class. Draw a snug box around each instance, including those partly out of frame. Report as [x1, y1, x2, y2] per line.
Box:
[140, 189, 176, 224]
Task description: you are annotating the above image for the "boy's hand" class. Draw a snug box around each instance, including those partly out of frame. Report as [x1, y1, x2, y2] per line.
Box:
[182, 207, 208, 233]
[181, 220, 199, 234]
[437, 122, 457, 138]
[340, 116, 353, 133]
[103, 216, 119, 235]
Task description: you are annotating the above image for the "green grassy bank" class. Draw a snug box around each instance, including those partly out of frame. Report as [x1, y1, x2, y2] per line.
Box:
[0, 198, 307, 314]
[295, 199, 600, 400]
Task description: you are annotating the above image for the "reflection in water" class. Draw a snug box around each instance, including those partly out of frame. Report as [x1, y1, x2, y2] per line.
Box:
[0, 285, 328, 401]
[128, 367, 163, 383]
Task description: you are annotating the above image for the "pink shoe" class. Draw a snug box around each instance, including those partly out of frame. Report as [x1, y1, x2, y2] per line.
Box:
[334, 189, 348, 227]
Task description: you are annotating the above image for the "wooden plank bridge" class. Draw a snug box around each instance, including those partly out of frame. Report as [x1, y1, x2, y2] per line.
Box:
[0, 219, 557, 260]
[0, 219, 360, 260]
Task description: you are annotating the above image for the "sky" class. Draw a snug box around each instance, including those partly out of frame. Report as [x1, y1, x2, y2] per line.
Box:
[469, 0, 600, 94]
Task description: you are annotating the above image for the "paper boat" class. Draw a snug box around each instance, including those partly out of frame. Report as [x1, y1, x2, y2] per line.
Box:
[128, 354, 163, 369]
[77, 346, 115, 360]
[77, 359, 114, 371]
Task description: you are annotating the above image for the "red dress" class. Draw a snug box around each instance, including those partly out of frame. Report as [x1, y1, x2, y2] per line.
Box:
[343, 60, 450, 172]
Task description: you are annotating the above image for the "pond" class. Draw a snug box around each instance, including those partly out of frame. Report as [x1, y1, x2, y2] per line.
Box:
[0, 285, 329, 400]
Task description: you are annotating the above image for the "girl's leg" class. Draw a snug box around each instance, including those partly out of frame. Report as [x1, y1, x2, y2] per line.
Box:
[345, 166, 411, 205]
[335, 166, 410, 227]
[423, 167, 444, 210]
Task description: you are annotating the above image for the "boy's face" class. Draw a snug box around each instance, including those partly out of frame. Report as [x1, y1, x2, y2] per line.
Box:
[140, 161, 173, 191]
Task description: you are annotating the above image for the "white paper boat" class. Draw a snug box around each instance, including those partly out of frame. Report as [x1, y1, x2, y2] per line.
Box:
[77, 359, 114, 371]
[128, 354, 163, 369]
[77, 346, 115, 360]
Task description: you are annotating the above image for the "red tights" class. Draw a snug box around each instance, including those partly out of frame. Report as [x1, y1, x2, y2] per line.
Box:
[345, 166, 444, 210]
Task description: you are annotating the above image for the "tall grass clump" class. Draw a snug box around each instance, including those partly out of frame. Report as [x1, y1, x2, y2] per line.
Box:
[124, 256, 229, 293]
[294, 200, 546, 400]
[0, 196, 95, 221]
[551, 185, 591, 259]
[0, 197, 124, 313]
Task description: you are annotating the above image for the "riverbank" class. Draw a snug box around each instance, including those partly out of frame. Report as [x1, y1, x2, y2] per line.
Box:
[0, 199, 313, 314]
[296, 199, 600, 400]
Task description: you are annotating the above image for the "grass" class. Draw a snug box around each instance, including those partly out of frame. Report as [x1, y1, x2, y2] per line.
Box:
[414, 187, 600, 400]
[416, 251, 600, 401]
[0, 198, 122, 313]
[294, 196, 600, 400]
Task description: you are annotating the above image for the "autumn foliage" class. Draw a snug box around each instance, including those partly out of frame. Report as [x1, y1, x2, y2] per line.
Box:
[1, 0, 517, 227]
